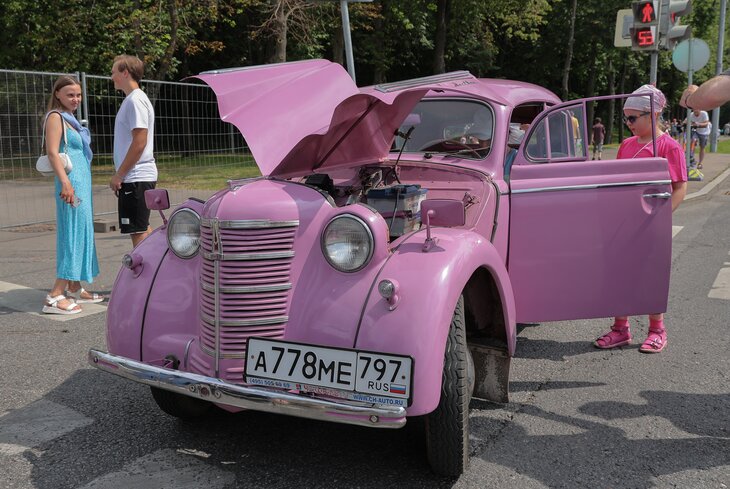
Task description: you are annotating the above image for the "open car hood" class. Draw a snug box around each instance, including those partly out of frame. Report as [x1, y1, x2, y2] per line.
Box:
[195, 60, 480, 178]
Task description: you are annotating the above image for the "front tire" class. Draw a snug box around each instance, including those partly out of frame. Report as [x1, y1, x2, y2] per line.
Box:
[425, 295, 470, 477]
[150, 387, 212, 420]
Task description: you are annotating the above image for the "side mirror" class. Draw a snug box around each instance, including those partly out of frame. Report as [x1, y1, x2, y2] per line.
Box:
[144, 189, 170, 227]
[144, 189, 170, 210]
[421, 199, 465, 227]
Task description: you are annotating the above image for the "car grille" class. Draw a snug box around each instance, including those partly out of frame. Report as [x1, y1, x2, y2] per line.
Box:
[199, 218, 298, 363]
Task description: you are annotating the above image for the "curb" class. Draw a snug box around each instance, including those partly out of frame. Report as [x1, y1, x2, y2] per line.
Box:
[685, 166, 730, 201]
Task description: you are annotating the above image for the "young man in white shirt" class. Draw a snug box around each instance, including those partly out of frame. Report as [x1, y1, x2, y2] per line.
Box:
[110, 55, 157, 247]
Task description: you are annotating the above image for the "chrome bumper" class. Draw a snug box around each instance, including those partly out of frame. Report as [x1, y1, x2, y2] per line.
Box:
[88, 349, 407, 429]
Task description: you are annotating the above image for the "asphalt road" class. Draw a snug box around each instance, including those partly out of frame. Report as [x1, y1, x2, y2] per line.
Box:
[0, 179, 728, 488]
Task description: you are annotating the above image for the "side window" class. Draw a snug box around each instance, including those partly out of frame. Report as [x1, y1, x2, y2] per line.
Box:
[525, 104, 587, 162]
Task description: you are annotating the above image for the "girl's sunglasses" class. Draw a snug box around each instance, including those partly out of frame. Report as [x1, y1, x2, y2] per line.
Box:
[623, 112, 651, 124]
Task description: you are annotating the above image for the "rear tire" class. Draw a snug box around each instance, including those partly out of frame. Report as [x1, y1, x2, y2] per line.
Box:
[425, 295, 470, 477]
[150, 387, 212, 420]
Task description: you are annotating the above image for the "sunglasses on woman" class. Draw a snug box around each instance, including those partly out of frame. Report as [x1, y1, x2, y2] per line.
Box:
[623, 112, 651, 124]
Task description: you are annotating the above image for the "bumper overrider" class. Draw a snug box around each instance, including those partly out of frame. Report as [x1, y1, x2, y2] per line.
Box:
[88, 350, 407, 428]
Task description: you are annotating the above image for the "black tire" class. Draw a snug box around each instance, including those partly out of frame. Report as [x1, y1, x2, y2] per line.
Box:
[150, 387, 212, 420]
[425, 295, 470, 477]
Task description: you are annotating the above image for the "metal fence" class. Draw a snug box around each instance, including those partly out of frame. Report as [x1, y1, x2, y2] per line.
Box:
[0, 68, 254, 232]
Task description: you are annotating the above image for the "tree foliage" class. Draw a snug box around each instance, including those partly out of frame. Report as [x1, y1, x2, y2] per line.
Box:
[1, 0, 727, 129]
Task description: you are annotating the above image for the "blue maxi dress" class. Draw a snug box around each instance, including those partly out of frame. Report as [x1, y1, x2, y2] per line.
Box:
[54, 123, 99, 282]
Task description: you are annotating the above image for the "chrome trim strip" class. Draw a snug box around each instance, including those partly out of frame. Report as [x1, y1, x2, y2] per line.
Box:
[89, 350, 406, 428]
[511, 180, 671, 195]
[201, 313, 289, 327]
[643, 192, 672, 199]
[183, 338, 195, 370]
[200, 343, 246, 359]
[203, 251, 295, 261]
[201, 218, 299, 229]
[213, 219, 221, 377]
[375, 71, 472, 93]
[200, 282, 292, 294]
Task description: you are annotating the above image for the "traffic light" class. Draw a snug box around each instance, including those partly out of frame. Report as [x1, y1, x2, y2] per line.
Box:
[630, 1, 660, 51]
[659, 0, 692, 50]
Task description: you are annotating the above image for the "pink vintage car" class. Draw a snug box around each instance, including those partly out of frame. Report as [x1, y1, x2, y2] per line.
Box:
[89, 60, 672, 476]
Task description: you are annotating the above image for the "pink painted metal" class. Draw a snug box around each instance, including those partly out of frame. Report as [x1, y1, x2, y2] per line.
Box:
[96, 60, 674, 439]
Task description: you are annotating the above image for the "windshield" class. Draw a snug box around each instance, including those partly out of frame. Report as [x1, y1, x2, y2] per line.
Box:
[394, 99, 494, 159]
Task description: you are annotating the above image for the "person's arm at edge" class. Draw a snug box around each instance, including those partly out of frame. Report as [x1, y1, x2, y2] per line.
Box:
[110, 128, 148, 191]
[680, 75, 730, 111]
[671, 181, 686, 212]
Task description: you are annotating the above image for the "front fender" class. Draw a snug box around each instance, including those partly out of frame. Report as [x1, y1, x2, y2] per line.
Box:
[355, 228, 516, 416]
[106, 228, 168, 360]
[106, 200, 204, 360]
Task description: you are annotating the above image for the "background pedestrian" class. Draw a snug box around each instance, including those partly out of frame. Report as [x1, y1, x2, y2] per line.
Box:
[591, 117, 605, 160]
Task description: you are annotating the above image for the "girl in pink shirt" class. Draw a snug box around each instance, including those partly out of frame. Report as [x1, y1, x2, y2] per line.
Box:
[595, 85, 687, 353]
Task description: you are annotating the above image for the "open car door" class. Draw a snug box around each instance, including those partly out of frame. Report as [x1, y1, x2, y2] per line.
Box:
[507, 97, 673, 323]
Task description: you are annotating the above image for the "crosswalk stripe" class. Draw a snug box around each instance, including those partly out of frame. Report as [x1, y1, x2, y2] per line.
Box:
[0, 280, 106, 321]
[708, 251, 730, 300]
[78, 448, 235, 489]
[672, 226, 683, 238]
[0, 399, 92, 455]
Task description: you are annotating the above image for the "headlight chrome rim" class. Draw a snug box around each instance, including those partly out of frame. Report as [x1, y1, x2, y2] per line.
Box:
[166, 208, 201, 259]
[321, 214, 374, 273]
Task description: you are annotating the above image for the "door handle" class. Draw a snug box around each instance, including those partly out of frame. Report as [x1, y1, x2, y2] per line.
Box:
[643, 192, 671, 199]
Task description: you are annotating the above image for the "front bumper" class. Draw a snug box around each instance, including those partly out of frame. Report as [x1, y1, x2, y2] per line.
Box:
[88, 350, 406, 429]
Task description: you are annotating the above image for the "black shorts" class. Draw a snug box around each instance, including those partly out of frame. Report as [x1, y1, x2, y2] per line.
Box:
[118, 181, 156, 234]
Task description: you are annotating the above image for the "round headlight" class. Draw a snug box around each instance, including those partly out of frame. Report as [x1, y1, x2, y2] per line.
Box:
[322, 215, 374, 272]
[167, 208, 201, 258]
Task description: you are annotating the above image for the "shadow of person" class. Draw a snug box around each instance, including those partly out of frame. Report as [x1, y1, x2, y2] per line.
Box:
[578, 390, 730, 438]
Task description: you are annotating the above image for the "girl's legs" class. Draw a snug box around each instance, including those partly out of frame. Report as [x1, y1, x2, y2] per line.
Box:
[595, 316, 632, 349]
[45, 278, 80, 311]
[67, 281, 103, 301]
[640, 313, 667, 353]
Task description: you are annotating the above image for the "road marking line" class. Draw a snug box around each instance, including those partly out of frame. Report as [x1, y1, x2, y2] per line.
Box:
[0, 280, 106, 321]
[78, 448, 235, 489]
[708, 251, 730, 300]
[672, 226, 683, 238]
[0, 399, 92, 455]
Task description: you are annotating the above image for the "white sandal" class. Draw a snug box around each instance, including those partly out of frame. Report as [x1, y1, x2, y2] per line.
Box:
[66, 287, 104, 304]
[42, 294, 82, 315]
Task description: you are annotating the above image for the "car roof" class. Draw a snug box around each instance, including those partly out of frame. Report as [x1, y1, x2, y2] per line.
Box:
[419, 78, 561, 107]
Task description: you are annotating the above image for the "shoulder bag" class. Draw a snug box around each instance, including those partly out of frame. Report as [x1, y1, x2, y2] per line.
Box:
[36, 111, 73, 176]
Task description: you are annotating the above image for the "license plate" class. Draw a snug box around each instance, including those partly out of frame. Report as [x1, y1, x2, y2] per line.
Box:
[245, 338, 413, 403]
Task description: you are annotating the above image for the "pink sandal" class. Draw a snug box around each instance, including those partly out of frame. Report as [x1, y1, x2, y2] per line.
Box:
[639, 329, 667, 353]
[595, 326, 631, 349]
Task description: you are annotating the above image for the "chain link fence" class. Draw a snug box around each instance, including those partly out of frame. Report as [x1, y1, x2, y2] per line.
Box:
[0, 69, 255, 234]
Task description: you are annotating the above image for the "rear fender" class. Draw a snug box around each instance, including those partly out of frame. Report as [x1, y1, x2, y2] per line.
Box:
[355, 228, 516, 415]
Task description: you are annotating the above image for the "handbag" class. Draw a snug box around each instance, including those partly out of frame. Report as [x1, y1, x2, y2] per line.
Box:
[36, 111, 73, 176]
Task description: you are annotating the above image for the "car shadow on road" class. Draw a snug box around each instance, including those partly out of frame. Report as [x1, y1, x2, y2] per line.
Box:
[17, 369, 456, 489]
[470, 395, 730, 488]
[513, 336, 596, 362]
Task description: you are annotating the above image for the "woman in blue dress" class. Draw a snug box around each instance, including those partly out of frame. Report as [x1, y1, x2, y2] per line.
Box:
[42, 75, 103, 314]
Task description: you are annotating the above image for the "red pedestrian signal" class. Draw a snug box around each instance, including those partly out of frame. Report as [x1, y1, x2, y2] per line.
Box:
[631, 1, 660, 51]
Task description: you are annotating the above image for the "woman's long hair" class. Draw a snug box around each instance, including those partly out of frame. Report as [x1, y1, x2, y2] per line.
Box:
[46, 75, 81, 113]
